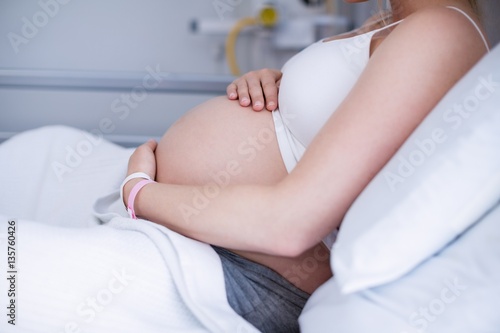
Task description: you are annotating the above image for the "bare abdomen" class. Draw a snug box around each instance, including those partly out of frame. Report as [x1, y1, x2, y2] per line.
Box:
[156, 96, 286, 186]
[155, 96, 332, 294]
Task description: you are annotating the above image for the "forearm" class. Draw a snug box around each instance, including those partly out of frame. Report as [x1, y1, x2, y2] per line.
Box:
[121, 140, 313, 257]
[128, 179, 294, 256]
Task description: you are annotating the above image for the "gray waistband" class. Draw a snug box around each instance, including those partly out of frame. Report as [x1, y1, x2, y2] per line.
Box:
[212, 246, 309, 333]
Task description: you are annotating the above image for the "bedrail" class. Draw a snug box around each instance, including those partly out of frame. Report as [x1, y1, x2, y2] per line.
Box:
[0, 69, 235, 95]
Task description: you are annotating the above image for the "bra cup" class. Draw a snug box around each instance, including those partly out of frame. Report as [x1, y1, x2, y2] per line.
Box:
[277, 19, 405, 148]
[278, 38, 370, 147]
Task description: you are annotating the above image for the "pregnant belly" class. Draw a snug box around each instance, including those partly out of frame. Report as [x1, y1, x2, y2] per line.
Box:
[156, 95, 287, 186]
[155, 96, 332, 294]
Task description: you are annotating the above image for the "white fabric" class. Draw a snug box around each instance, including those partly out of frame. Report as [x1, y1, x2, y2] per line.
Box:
[0, 126, 258, 333]
[277, 19, 403, 150]
[331, 43, 500, 294]
[300, 202, 500, 332]
[273, 19, 403, 173]
[0, 126, 133, 228]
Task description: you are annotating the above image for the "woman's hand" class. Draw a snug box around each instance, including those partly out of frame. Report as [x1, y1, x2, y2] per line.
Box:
[122, 139, 158, 206]
[227, 68, 282, 112]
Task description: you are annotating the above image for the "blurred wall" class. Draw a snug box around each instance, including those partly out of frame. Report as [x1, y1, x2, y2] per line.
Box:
[0, 0, 497, 145]
[480, 0, 500, 47]
[0, 0, 242, 145]
[0, 0, 341, 145]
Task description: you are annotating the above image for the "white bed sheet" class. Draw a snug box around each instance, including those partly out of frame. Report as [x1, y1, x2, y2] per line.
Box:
[0, 126, 258, 333]
[2, 122, 498, 333]
[0, 125, 133, 228]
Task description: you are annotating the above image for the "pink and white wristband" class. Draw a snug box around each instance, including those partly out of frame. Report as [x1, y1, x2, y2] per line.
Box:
[126, 179, 155, 219]
[120, 172, 156, 219]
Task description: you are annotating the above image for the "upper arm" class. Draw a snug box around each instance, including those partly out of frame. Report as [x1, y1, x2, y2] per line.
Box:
[276, 7, 488, 253]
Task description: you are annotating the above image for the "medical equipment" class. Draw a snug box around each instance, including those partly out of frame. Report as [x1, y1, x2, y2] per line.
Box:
[192, 0, 351, 75]
[225, 4, 280, 76]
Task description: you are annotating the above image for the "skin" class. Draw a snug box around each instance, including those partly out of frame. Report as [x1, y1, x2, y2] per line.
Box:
[123, 0, 488, 294]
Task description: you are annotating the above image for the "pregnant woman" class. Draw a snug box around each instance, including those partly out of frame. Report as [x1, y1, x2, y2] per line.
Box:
[122, 0, 489, 331]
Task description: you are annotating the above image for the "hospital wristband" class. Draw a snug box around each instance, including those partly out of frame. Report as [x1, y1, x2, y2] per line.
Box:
[120, 172, 152, 205]
[126, 179, 155, 219]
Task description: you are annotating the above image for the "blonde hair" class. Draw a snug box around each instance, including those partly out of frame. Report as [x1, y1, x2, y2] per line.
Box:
[468, 0, 479, 13]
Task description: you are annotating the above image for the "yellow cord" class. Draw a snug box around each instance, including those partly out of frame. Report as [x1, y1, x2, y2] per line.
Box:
[226, 17, 258, 77]
[226, 6, 279, 77]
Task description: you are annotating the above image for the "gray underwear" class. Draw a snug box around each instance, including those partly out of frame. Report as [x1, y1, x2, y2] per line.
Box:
[212, 246, 310, 333]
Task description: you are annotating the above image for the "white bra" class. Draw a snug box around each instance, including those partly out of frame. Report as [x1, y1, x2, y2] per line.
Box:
[273, 6, 490, 173]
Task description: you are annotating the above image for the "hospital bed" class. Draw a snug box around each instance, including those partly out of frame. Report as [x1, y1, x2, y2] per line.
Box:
[1, 44, 499, 333]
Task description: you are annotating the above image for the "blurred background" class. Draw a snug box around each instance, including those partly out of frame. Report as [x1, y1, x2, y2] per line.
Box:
[0, 0, 498, 146]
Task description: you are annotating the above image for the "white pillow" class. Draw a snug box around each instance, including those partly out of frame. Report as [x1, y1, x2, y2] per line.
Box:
[301, 202, 500, 332]
[332, 44, 500, 294]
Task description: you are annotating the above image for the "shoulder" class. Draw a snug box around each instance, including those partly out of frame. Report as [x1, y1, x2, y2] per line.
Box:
[369, 6, 488, 87]
[352, 6, 489, 123]
[390, 6, 488, 57]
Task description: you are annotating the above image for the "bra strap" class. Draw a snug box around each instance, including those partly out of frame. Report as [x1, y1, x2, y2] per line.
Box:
[446, 6, 490, 51]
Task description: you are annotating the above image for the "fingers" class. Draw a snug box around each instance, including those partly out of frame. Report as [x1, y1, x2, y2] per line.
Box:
[145, 139, 158, 151]
[127, 140, 158, 180]
[261, 69, 281, 111]
[226, 83, 238, 100]
[246, 74, 266, 111]
[234, 79, 252, 107]
[130, 140, 157, 166]
[261, 77, 279, 111]
[226, 69, 282, 112]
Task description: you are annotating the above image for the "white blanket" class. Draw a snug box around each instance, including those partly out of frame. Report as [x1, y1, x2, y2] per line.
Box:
[0, 126, 259, 333]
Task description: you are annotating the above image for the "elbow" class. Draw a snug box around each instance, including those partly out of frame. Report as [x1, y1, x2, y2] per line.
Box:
[268, 225, 318, 258]
[261, 184, 328, 258]
[279, 241, 310, 259]
[269, 213, 337, 258]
